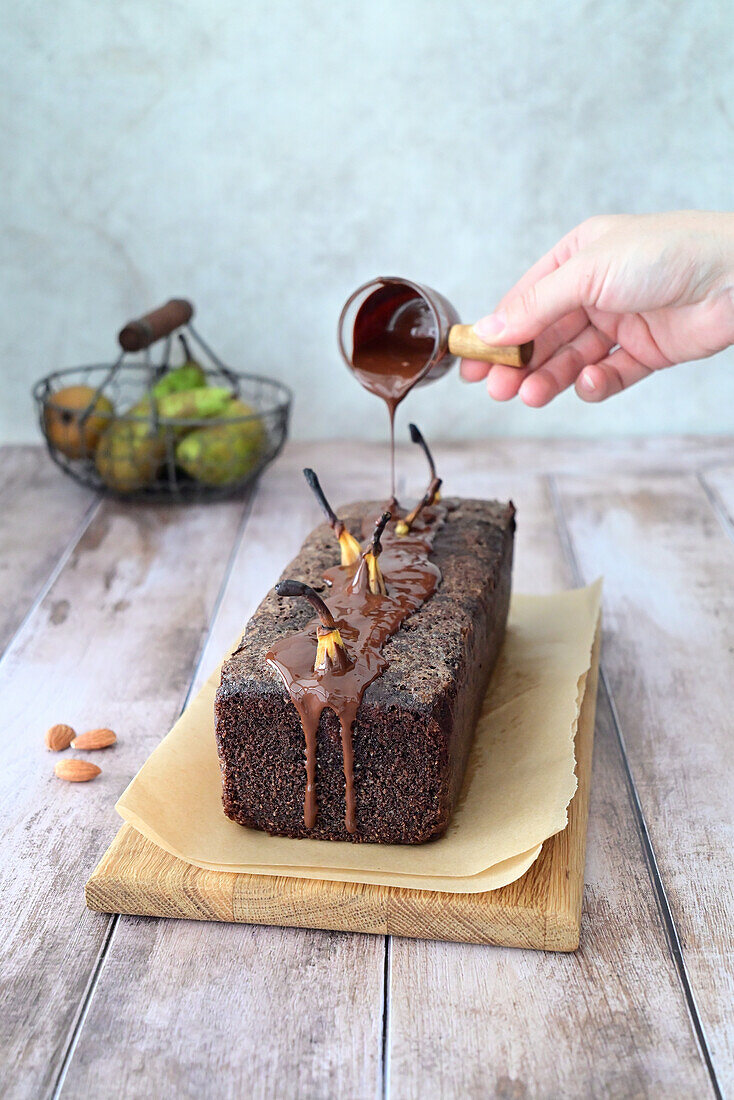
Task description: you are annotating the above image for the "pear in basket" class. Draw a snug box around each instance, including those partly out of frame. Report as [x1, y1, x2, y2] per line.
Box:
[175, 399, 266, 486]
[151, 335, 207, 397]
[44, 385, 114, 459]
[95, 419, 164, 494]
[95, 387, 234, 492]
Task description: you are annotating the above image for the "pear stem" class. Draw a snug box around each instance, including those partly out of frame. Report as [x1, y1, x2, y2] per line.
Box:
[274, 579, 337, 630]
[396, 478, 442, 535]
[275, 579, 351, 672]
[303, 468, 340, 532]
[370, 511, 391, 557]
[408, 423, 436, 479]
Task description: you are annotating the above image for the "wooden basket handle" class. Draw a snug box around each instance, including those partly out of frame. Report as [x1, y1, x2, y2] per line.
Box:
[448, 324, 533, 368]
[118, 299, 194, 352]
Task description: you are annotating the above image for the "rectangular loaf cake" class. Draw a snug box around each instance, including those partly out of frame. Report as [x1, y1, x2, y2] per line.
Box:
[214, 498, 515, 844]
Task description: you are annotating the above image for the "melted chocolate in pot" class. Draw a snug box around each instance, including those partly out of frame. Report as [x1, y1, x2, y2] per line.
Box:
[351, 284, 439, 501]
[266, 508, 445, 834]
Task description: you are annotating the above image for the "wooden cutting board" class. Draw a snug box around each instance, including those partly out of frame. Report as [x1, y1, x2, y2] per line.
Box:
[86, 630, 599, 952]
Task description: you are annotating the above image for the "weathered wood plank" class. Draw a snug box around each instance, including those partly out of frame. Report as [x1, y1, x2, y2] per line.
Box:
[0, 445, 97, 655]
[281, 435, 733, 481]
[390, 685, 714, 1100]
[0, 495, 251, 1100]
[60, 918, 384, 1100]
[700, 463, 734, 536]
[387, 462, 714, 1098]
[556, 471, 734, 1092]
[60, 457, 386, 1100]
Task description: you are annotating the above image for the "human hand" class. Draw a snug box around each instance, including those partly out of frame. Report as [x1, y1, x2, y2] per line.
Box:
[462, 211, 734, 405]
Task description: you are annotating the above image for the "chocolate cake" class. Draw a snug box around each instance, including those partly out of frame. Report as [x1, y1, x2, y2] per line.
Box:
[214, 497, 515, 845]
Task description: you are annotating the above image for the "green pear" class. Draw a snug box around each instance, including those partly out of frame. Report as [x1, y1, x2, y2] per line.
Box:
[124, 387, 234, 435]
[158, 386, 233, 423]
[175, 399, 266, 486]
[151, 334, 207, 397]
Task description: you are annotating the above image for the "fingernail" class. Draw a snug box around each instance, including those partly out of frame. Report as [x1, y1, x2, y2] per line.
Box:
[474, 311, 506, 341]
[580, 370, 596, 392]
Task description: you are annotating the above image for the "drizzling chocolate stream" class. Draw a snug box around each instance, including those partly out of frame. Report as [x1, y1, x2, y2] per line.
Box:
[266, 509, 445, 833]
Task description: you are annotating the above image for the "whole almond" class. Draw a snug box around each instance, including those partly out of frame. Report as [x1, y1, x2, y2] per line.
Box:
[45, 723, 76, 751]
[72, 727, 116, 751]
[54, 759, 101, 782]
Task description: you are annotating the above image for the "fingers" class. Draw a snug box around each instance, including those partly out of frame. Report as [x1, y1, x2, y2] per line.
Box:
[460, 358, 491, 383]
[518, 325, 615, 407]
[492, 244, 573, 314]
[487, 363, 531, 401]
[464, 340, 655, 405]
[492, 219, 607, 313]
[459, 308, 588, 385]
[575, 348, 654, 402]
[526, 308, 589, 366]
[473, 215, 624, 351]
[474, 254, 589, 346]
[460, 361, 532, 399]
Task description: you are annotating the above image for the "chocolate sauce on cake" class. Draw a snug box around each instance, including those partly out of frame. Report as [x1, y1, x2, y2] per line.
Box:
[266, 509, 445, 833]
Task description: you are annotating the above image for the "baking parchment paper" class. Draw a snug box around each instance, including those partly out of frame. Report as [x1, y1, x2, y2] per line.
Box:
[116, 581, 601, 894]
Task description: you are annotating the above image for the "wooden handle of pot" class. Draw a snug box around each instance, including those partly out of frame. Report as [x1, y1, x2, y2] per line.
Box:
[118, 299, 194, 352]
[448, 324, 533, 367]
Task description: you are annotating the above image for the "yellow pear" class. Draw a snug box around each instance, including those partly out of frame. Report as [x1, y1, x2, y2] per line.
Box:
[44, 385, 114, 459]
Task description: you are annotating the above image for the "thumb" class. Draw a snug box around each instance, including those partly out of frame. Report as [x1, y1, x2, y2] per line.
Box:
[474, 255, 590, 345]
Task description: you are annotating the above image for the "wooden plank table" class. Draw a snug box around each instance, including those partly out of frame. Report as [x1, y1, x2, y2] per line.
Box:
[0, 437, 731, 1100]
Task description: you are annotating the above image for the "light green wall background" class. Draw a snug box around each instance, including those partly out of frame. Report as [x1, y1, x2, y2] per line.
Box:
[2, 0, 732, 443]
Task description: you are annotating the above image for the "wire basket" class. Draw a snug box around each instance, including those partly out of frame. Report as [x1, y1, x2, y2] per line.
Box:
[32, 300, 292, 503]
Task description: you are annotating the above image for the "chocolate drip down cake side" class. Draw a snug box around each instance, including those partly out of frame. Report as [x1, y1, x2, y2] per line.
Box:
[214, 464, 515, 844]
